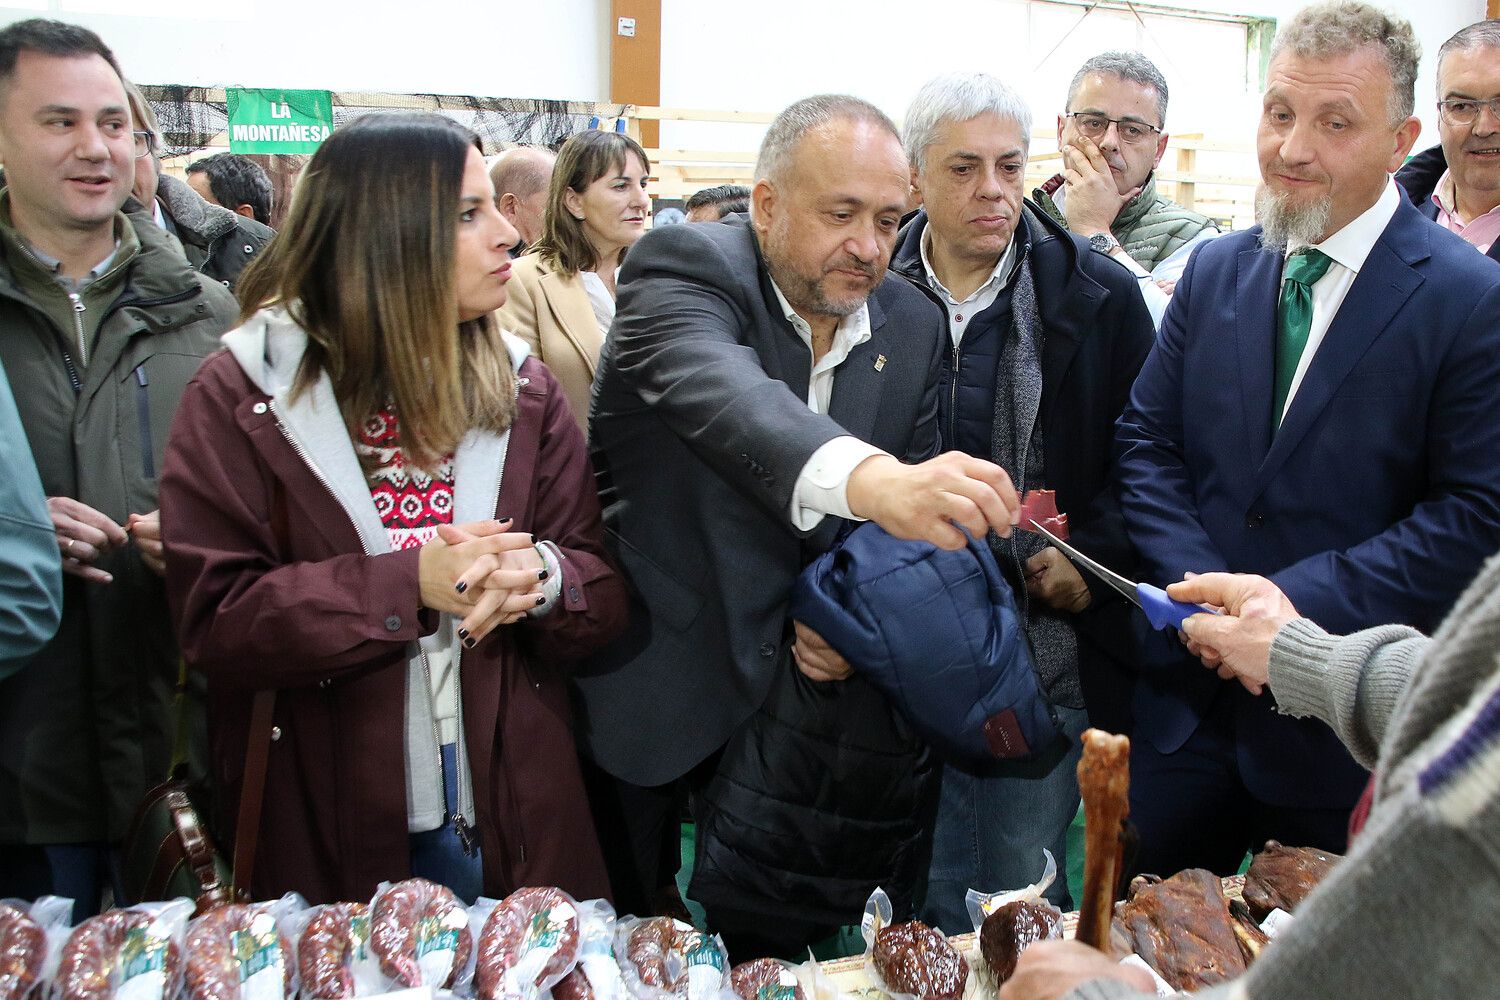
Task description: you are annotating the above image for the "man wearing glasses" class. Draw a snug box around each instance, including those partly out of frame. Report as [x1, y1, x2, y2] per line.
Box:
[1396, 20, 1500, 263]
[0, 19, 235, 917]
[1033, 52, 1219, 326]
[124, 83, 273, 290]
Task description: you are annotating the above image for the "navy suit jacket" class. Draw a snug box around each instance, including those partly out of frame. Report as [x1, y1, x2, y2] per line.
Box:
[1116, 195, 1500, 809]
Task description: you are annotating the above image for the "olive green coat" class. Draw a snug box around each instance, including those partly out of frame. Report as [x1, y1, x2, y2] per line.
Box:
[0, 203, 237, 844]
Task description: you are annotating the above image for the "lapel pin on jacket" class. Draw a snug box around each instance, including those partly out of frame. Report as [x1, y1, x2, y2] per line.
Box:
[874, 354, 887, 371]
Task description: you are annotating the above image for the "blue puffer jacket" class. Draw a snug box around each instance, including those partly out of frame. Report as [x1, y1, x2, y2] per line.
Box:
[790, 521, 1060, 764]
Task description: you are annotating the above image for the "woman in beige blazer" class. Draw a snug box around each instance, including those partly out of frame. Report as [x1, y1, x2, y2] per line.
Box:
[495, 131, 652, 430]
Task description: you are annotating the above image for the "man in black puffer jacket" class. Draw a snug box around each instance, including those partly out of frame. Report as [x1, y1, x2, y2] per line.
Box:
[891, 73, 1155, 933]
[125, 83, 273, 290]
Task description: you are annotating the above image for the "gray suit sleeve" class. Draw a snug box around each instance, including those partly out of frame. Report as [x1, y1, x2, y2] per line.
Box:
[606, 225, 851, 520]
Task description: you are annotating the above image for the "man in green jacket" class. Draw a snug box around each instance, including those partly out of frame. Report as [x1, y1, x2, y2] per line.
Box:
[0, 18, 237, 917]
[1033, 51, 1219, 327]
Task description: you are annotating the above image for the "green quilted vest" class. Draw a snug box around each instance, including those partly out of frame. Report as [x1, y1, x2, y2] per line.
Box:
[1032, 173, 1215, 272]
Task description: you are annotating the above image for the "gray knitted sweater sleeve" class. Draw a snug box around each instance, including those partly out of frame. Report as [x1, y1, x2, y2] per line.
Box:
[1061, 604, 1500, 1000]
[1264, 618, 1425, 767]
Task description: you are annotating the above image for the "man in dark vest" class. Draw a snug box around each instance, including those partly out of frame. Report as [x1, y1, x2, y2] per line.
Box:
[890, 72, 1155, 932]
[1033, 51, 1218, 326]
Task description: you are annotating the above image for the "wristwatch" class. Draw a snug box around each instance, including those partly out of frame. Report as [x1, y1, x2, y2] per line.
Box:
[1088, 231, 1121, 255]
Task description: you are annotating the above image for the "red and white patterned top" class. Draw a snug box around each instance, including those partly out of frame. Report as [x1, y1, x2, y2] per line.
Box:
[355, 403, 455, 550]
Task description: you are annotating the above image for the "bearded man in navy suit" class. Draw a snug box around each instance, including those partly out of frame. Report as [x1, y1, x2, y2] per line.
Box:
[1116, 1, 1500, 878]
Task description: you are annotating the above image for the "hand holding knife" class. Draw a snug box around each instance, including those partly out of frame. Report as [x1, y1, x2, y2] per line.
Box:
[1027, 520, 1219, 631]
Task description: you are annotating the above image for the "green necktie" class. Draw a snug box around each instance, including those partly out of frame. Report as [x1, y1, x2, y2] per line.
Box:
[1272, 247, 1334, 430]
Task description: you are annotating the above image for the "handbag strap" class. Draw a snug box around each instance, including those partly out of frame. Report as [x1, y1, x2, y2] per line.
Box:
[231, 688, 276, 900]
[230, 472, 291, 900]
[168, 658, 190, 775]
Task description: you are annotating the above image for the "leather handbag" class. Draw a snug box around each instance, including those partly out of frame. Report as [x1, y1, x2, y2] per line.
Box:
[119, 666, 275, 913]
[120, 484, 285, 911]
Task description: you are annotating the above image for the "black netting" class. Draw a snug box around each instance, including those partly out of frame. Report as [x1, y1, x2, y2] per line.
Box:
[141, 85, 625, 158]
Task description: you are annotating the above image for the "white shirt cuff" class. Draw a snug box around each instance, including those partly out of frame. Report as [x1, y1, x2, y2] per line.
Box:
[526, 541, 565, 618]
[789, 436, 887, 531]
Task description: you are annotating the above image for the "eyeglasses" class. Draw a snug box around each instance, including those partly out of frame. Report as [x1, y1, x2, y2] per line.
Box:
[1064, 112, 1162, 145]
[1437, 98, 1500, 127]
[132, 130, 155, 159]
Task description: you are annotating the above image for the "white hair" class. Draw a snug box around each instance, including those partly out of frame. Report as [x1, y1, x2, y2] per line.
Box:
[902, 73, 1033, 173]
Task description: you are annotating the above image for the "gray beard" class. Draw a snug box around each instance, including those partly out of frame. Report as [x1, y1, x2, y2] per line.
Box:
[1256, 185, 1332, 252]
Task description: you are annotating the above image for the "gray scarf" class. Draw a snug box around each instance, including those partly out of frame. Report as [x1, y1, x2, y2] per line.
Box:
[988, 224, 1083, 709]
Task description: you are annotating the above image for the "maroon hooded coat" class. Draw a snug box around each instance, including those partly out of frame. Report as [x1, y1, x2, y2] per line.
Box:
[161, 324, 623, 904]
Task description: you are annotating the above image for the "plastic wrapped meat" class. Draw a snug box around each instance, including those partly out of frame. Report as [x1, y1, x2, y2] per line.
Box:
[872, 921, 967, 1000]
[979, 901, 1061, 984]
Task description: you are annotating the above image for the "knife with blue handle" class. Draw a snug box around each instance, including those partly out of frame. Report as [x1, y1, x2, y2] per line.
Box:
[1028, 520, 1219, 631]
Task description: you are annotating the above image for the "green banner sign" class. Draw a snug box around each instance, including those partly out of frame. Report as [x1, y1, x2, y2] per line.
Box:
[226, 88, 333, 154]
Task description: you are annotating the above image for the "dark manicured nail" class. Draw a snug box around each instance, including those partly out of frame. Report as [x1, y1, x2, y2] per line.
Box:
[458, 627, 469, 640]
[530, 533, 538, 544]
[455, 581, 467, 594]
[535, 595, 546, 606]
[498, 516, 513, 523]
[463, 636, 476, 649]
[538, 569, 548, 580]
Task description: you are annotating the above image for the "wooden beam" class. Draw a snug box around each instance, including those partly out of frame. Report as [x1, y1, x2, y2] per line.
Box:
[1490, 0, 1499, 19]
[610, 0, 661, 148]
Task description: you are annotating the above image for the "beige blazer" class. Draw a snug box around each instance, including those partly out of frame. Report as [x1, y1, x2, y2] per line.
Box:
[493, 253, 604, 432]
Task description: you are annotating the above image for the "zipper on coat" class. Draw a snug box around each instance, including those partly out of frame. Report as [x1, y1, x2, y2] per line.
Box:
[67, 291, 89, 367]
[418, 649, 477, 858]
[134, 364, 155, 478]
[947, 343, 960, 447]
[60, 351, 82, 395]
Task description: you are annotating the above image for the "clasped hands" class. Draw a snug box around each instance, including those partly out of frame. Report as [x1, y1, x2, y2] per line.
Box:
[419, 518, 547, 647]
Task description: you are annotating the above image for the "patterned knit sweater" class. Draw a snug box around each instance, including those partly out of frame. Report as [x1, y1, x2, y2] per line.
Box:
[1067, 549, 1500, 1000]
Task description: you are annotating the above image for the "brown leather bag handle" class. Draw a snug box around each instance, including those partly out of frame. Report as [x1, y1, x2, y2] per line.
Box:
[230, 471, 289, 901]
[231, 689, 275, 900]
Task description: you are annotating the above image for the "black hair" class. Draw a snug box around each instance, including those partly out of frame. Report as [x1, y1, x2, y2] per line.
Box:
[0, 19, 124, 95]
[685, 183, 751, 219]
[186, 151, 275, 227]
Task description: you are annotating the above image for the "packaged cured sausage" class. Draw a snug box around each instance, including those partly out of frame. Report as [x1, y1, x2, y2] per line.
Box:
[369, 879, 474, 991]
[535, 899, 630, 1000]
[1, 896, 71, 1000]
[473, 887, 580, 1000]
[964, 850, 1063, 987]
[727, 959, 804, 1000]
[55, 900, 192, 1000]
[615, 917, 726, 1000]
[291, 903, 387, 1000]
[183, 896, 300, 1000]
[859, 889, 967, 1000]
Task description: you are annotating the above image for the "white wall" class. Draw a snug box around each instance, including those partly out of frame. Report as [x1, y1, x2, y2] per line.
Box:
[660, 0, 1486, 154]
[0, 0, 610, 100]
[2, 0, 1484, 144]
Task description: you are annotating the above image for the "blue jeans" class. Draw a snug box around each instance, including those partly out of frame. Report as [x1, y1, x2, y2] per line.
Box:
[920, 705, 1089, 934]
[409, 743, 483, 903]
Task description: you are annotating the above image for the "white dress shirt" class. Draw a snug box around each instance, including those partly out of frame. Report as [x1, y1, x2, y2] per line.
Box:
[1053, 184, 1220, 328]
[580, 268, 619, 338]
[917, 225, 1017, 345]
[1277, 179, 1401, 421]
[768, 280, 888, 531]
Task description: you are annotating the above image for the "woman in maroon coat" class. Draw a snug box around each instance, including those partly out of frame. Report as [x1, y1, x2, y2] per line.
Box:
[160, 113, 625, 904]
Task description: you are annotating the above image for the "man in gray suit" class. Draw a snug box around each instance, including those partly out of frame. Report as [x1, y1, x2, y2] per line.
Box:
[576, 94, 1022, 952]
